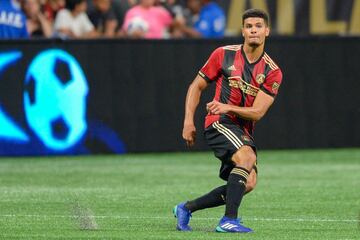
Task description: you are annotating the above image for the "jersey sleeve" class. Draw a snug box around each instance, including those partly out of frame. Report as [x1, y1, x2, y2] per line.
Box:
[198, 47, 223, 82]
[260, 68, 283, 97]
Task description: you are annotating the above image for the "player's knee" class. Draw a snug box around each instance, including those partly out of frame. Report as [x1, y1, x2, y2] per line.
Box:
[247, 152, 257, 167]
[232, 146, 257, 170]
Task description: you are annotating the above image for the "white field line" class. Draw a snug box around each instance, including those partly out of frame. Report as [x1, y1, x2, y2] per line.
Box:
[0, 214, 358, 223]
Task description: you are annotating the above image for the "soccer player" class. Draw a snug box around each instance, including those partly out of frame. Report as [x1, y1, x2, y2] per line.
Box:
[173, 9, 283, 233]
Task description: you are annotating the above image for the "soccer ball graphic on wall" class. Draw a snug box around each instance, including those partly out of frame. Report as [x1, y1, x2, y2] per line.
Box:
[23, 49, 89, 151]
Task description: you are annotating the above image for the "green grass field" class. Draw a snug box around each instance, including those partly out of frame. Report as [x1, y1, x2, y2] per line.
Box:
[0, 149, 359, 239]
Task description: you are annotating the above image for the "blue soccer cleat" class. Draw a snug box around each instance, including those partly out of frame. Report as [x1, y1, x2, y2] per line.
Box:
[215, 216, 253, 233]
[173, 202, 192, 231]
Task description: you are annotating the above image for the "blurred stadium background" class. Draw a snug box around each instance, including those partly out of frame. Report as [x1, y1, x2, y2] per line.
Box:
[0, 0, 359, 239]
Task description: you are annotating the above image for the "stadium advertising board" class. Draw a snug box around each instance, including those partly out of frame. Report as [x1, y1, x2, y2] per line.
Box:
[0, 38, 359, 155]
[0, 45, 125, 155]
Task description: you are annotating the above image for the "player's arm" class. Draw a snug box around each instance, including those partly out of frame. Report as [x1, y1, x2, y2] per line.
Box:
[183, 75, 209, 147]
[206, 90, 274, 121]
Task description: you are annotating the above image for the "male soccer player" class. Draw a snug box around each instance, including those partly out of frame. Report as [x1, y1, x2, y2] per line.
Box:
[173, 9, 283, 233]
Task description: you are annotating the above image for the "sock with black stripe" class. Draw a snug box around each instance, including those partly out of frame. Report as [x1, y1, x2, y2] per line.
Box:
[184, 185, 227, 213]
[224, 167, 249, 219]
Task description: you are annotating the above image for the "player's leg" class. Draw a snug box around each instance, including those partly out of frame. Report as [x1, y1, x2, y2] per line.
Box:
[174, 186, 228, 231]
[245, 168, 257, 194]
[216, 146, 256, 233]
[183, 167, 256, 214]
[225, 146, 256, 217]
[182, 161, 230, 215]
[184, 185, 226, 212]
[174, 183, 227, 231]
[174, 165, 256, 232]
[174, 122, 256, 232]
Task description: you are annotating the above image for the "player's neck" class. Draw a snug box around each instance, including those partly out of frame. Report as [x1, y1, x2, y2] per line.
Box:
[242, 44, 264, 64]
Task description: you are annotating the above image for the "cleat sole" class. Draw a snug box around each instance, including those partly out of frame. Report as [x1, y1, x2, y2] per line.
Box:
[173, 206, 177, 218]
[215, 226, 227, 232]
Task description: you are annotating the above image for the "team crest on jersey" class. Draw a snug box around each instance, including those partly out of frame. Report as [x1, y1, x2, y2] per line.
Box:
[241, 135, 251, 142]
[272, 82, 280, 92]
[256, 74, 265, 84]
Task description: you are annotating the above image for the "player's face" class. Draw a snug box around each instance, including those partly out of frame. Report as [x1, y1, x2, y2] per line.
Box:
[242, 17, 269, 47]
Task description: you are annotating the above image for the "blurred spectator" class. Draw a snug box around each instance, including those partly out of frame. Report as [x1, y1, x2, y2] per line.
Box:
[175, 0, 225, 38]
[54, 0, 98, 38]
[157, 0, 184, 18]
[0, 0, 29, 39]
[43, 0, 65, 22]
[22, 0, 53, 37]
[119, 0, 173, 39]
[184, 0, 200, 26]
[112, 0, 136, 29]
[156, 0, 187, 38]
[88, 0, 117, 37]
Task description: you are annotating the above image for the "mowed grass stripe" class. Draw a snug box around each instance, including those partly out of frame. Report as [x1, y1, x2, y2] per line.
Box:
[1, 214, 359, 222]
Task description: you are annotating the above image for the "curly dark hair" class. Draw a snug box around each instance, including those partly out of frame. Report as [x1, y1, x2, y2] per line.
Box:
[242, 9, 269, 26]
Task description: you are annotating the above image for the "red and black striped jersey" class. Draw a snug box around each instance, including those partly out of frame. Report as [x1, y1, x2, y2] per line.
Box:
[199, 44, 283, 136]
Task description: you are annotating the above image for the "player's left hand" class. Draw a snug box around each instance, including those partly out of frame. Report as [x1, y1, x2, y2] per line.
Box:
[206, 100, 230, 115]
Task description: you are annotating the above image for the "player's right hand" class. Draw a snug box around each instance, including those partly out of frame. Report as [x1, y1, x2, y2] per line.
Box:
[182, 124, 196, 147]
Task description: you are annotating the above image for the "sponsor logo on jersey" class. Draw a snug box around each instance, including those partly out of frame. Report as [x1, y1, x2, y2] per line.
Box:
[272, 82, 280, 92]
[228, 76, 259, 97]
[241, 135, 251, 142]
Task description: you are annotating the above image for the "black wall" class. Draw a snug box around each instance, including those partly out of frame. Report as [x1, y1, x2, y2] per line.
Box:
[0, 37, 358, 155]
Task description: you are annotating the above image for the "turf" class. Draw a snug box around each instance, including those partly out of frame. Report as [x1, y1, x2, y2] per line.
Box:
[0, 149, 359, 239]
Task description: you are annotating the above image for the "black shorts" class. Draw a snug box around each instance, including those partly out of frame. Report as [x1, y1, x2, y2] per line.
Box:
[204, 121, 257, 181]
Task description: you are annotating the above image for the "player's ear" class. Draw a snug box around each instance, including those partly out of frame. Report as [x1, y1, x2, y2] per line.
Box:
[265, 26, 270, 37]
